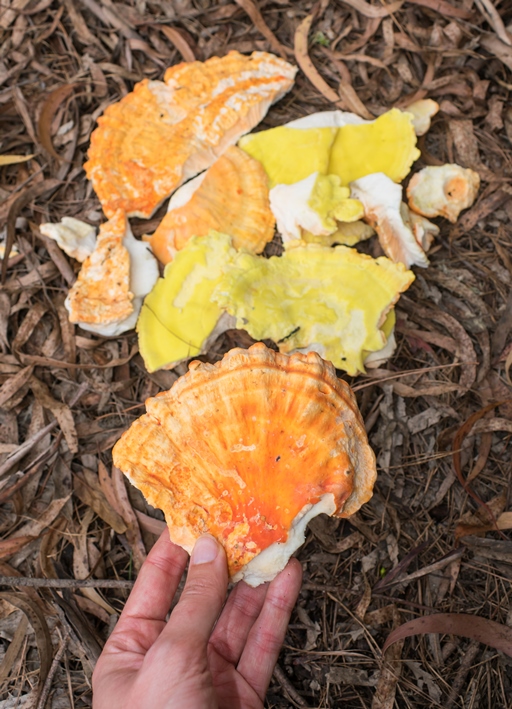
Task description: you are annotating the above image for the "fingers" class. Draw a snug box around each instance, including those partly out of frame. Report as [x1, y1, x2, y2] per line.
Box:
[116, 530, 188, 628]
[236, 558, 302, 701]
[209, 580, 268, 665]
[157, 534, 229, 651]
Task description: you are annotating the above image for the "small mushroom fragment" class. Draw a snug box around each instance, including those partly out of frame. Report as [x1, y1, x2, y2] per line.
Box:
[407, 164, 480, 223]
[65, 210, 159, 336]
[40, 217, 97, 262]
[403, 99, 439, 136]
[85, 51, 296, 219]
[146, 147, 275, 264]
[350, 172, 430, 269]
[137, 232, 238, 372]
[213, 242, 414, 374]
[401, 203, 439, 252]
[269, 171, 363, 243]
[112, 343, 377, 585]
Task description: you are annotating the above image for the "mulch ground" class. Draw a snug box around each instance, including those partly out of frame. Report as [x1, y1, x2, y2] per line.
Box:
[1, 0, 512, 707]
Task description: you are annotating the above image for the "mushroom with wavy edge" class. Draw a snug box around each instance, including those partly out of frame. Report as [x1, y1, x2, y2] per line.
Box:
[40, 217, 97, 262]
[212, 243, 414, 375]
[239, 108, 419, 189]
[407, 164, 480, 223]
[403, 99, 439, 137]
[269, 171, 364, 244]
[137, 232, 239, 373]
[112, 343, 377, 586]
[84, 51, 296, 219]
[350, 173, 429, 269]
[65, 210, 159, 336]
[145, 147, 275, 265]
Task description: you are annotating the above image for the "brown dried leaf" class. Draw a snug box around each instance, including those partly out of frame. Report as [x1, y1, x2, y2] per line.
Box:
[234, 0, 290, 59]
[12, 496, 70, 539]
[383, 613, 512, 657]
[111, 466, 147, 571]
[1, 178, 61, 283]
[37, 84, 77, 161]
[0, 154, 35, 166]
[30, 376, 78, 454]
[73, 470, 127, 534]
[0, 365, 33, 409]
[456, 490, 508, 540]
[0, 535, 36, 560]
[338, 0, 404, 18]
[407, 0, 472, 19]
[159, 25, 196, 62]
[0, 592, 53, 703]
[135, 509, 166, 536]
[294, 8, 344, 107]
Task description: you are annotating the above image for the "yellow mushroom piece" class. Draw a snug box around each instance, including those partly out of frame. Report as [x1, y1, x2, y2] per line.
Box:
[213, 244, 414, 375]
[137, 232, 238, 372]
[239, 127, 336, 188]
[239, 108, 419, 189]
[329, 109, 420, 185]
[269, 172, 364, 244]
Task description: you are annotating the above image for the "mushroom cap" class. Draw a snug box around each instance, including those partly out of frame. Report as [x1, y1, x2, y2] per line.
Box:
[350, 172, 429, 269]
[65, 210, 159, 336]
[113, 343, 377, 584]
[65, 210, 134, 326]
[84, 51, 296, 219]
[239, 108, 419, 190]
[147, 147, 275, 264]
[213, 243, 414, 374]
[403, 99, 439, 137]
[40, 217, 97, 262]
[406, 164, 480, 223]
[137, 232, 238, 372]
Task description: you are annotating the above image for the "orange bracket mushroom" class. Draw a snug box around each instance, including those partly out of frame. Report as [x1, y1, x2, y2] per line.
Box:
[113, 343, 377, 586]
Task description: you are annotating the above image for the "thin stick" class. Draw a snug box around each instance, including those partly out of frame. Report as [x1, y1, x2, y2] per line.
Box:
[36, 631, 70, 709]
[273, 664, 308, 708]
[0, 577, 134, 589]
[352, 361, 472, 391]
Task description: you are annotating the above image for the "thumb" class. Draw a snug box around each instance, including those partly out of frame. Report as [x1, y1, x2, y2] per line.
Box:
[160, 534, 229, 648]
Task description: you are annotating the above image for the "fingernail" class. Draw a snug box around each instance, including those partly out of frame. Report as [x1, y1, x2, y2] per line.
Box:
[191, 535, 219, 565]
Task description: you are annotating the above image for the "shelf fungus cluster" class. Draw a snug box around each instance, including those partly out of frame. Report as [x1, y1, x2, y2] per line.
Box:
[40, 54, 482, 375]
[113, 343, 377, 585]
[34, 49, 486, 584]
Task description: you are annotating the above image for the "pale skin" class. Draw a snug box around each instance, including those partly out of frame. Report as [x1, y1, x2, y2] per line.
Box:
[92, 532, 303, 709]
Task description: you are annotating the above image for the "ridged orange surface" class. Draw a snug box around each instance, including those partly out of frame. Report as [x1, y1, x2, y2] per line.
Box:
[113, 344, 376, 577]
[66, 210, 133, 324]
[84, 51, 296, 219]
[147, 147, 275, 263]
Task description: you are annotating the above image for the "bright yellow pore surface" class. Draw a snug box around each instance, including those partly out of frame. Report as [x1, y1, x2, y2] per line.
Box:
[213, 244, 414, 375]
[239, 109, 419, 189]
[329, 109, 420, 185]
[137, 232, 237, 372]
[238, 127, 336, 187]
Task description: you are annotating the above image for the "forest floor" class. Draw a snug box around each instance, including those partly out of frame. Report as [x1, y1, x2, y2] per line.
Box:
[1, 0, 512, 707]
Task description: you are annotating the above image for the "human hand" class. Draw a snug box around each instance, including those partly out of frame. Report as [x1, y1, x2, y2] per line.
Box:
[92, 531, 302, 709]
